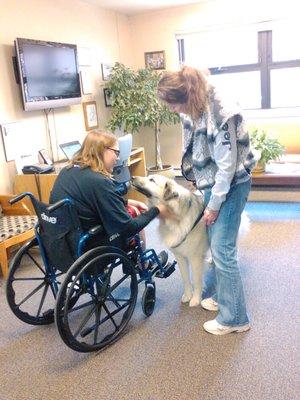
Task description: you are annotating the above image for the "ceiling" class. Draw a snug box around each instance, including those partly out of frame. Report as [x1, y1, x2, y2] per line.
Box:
[82, 0, 206, 16]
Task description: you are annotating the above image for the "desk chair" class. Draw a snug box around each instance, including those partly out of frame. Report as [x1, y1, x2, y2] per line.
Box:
[113, 134, 132, 183]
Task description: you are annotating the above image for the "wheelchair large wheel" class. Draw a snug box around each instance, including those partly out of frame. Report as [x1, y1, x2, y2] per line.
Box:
[6, 238, 63, 325]
[55, 246, 138, 353]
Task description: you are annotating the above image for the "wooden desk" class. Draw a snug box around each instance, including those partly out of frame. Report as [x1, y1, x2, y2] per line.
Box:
[251, 162, 300, 187]
[14, 147, 147, 209]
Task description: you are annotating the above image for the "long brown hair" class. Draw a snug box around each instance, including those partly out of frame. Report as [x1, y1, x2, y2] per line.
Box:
[157, 66, 210, 120]
[68, 130, 117, 176]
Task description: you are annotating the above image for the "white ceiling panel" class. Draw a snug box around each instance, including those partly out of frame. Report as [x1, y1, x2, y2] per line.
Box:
[81, 0, 207, 16]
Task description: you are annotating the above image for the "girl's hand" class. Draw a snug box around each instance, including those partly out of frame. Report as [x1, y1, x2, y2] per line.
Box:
[204, 208, 219, 226]
[128, 199, 149, 212]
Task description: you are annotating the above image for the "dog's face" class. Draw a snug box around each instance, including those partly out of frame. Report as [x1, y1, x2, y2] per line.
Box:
[131, 175, 191, 215]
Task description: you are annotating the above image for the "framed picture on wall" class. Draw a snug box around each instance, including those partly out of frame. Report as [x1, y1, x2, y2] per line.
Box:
[101, 63, 113, 81]
[144, 50, 165, 70]
[103, 88, 112, 107]
[82, 101, 98, 131]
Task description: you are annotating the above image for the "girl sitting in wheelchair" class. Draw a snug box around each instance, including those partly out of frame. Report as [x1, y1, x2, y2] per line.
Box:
[50, 130, 171, 257]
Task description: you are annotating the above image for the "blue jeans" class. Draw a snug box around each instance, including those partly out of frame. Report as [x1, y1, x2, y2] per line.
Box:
[202, 179, 251, 326]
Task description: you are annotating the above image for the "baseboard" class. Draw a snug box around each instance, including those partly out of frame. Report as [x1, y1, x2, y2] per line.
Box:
[249, 188, 300, 202]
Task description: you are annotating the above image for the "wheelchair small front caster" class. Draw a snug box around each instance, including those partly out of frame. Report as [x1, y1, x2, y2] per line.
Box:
[142, 283, 156, 317]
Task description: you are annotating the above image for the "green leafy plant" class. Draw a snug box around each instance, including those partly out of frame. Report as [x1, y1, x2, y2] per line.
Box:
[107, 63, 180, 170]
[249, 128, 285, 164]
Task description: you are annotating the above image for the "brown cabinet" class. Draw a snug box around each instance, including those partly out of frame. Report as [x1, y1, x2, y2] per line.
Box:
[14, 147, 147, 209]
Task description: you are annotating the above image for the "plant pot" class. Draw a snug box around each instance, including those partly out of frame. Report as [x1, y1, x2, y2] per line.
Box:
[147, 164, 176, 179]
[252, 160, 266, 174]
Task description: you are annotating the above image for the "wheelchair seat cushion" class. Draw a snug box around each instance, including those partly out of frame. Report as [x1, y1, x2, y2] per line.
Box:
[0, 215, 37, 242]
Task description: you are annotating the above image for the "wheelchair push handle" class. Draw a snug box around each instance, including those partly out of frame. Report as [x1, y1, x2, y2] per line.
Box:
[47, 198, 73, 213]
[9, 192, 35, 205]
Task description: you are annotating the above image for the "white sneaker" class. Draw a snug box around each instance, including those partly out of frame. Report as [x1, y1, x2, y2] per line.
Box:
[201, 297, 218, 311]
[203, 319, 250, 335]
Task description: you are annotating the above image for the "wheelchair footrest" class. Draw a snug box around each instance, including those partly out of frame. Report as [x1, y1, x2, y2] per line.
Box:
[155, 262, 176, 278]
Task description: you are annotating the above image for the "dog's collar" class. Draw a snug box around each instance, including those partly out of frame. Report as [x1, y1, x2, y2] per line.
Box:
[131, 184, 152, 198]
[171, 208, 204, 249]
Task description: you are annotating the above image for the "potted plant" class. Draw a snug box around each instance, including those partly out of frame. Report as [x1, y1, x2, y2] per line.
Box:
[107, 63, 180, 176]
[249, 128, 285, 173]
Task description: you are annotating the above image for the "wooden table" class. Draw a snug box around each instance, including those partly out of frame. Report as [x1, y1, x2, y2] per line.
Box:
[14, 147, 147, 210]
[251, 162, 300, 187]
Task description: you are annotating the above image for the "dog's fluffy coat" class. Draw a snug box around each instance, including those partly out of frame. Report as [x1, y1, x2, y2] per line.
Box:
[132, 175, 208, 307]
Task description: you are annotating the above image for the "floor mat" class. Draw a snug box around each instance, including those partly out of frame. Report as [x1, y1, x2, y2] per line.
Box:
[245, 201, 300, 221]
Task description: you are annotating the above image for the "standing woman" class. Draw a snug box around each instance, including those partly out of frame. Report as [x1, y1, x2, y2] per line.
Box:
[157, 67, 257, 335]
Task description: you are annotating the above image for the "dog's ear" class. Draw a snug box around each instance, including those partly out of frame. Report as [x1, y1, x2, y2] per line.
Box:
[163, 182, 179, 201]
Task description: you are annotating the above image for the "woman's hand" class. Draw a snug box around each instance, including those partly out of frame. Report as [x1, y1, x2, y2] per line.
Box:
[128, 199, 148, 212]
[204, 208, 219, 226]
[187, 181, 197, 192]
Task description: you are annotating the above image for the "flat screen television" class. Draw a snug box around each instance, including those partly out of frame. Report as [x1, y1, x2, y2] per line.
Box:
[14, 37, 82, 111]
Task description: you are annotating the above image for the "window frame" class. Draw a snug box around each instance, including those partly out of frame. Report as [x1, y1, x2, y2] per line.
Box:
[178, 30, 300, 109]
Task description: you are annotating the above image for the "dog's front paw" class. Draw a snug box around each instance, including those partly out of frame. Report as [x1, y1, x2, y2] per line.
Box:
[189, 295, 200, 307]
[181, 292, 192, 303]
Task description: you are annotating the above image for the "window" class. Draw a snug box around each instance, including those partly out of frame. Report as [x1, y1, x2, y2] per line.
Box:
[209, 71, 261, 109]
[178, 22, 300, 109]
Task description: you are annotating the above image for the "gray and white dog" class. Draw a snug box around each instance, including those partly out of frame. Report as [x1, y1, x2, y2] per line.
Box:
[132, 174, 208, 307]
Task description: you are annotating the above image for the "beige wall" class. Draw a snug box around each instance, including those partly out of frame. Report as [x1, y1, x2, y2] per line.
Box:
[0, 0, 133, 193]
[129, 0, 300, 167]
[1, 0, 299, 192]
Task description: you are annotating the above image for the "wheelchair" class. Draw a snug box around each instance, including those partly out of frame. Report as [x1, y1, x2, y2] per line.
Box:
[6, 192, 176, 353]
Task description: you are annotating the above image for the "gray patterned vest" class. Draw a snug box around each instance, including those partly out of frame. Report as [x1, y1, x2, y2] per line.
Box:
[181, 86, 256, 190]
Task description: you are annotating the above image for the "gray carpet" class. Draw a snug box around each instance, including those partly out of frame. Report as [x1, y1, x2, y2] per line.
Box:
[0, 203, 299, 400]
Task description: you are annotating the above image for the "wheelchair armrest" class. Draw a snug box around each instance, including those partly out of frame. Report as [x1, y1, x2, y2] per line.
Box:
[47, 199, 73, 213]
[9, 192, 34, 205]
[88, 225, 104, 236]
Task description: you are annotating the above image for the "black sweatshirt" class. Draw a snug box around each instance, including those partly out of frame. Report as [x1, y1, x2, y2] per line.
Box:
[50, 166, 159, 247]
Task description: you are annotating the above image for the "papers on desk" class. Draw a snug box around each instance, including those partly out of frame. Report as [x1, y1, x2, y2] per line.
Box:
[15, 154, 39, 174]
